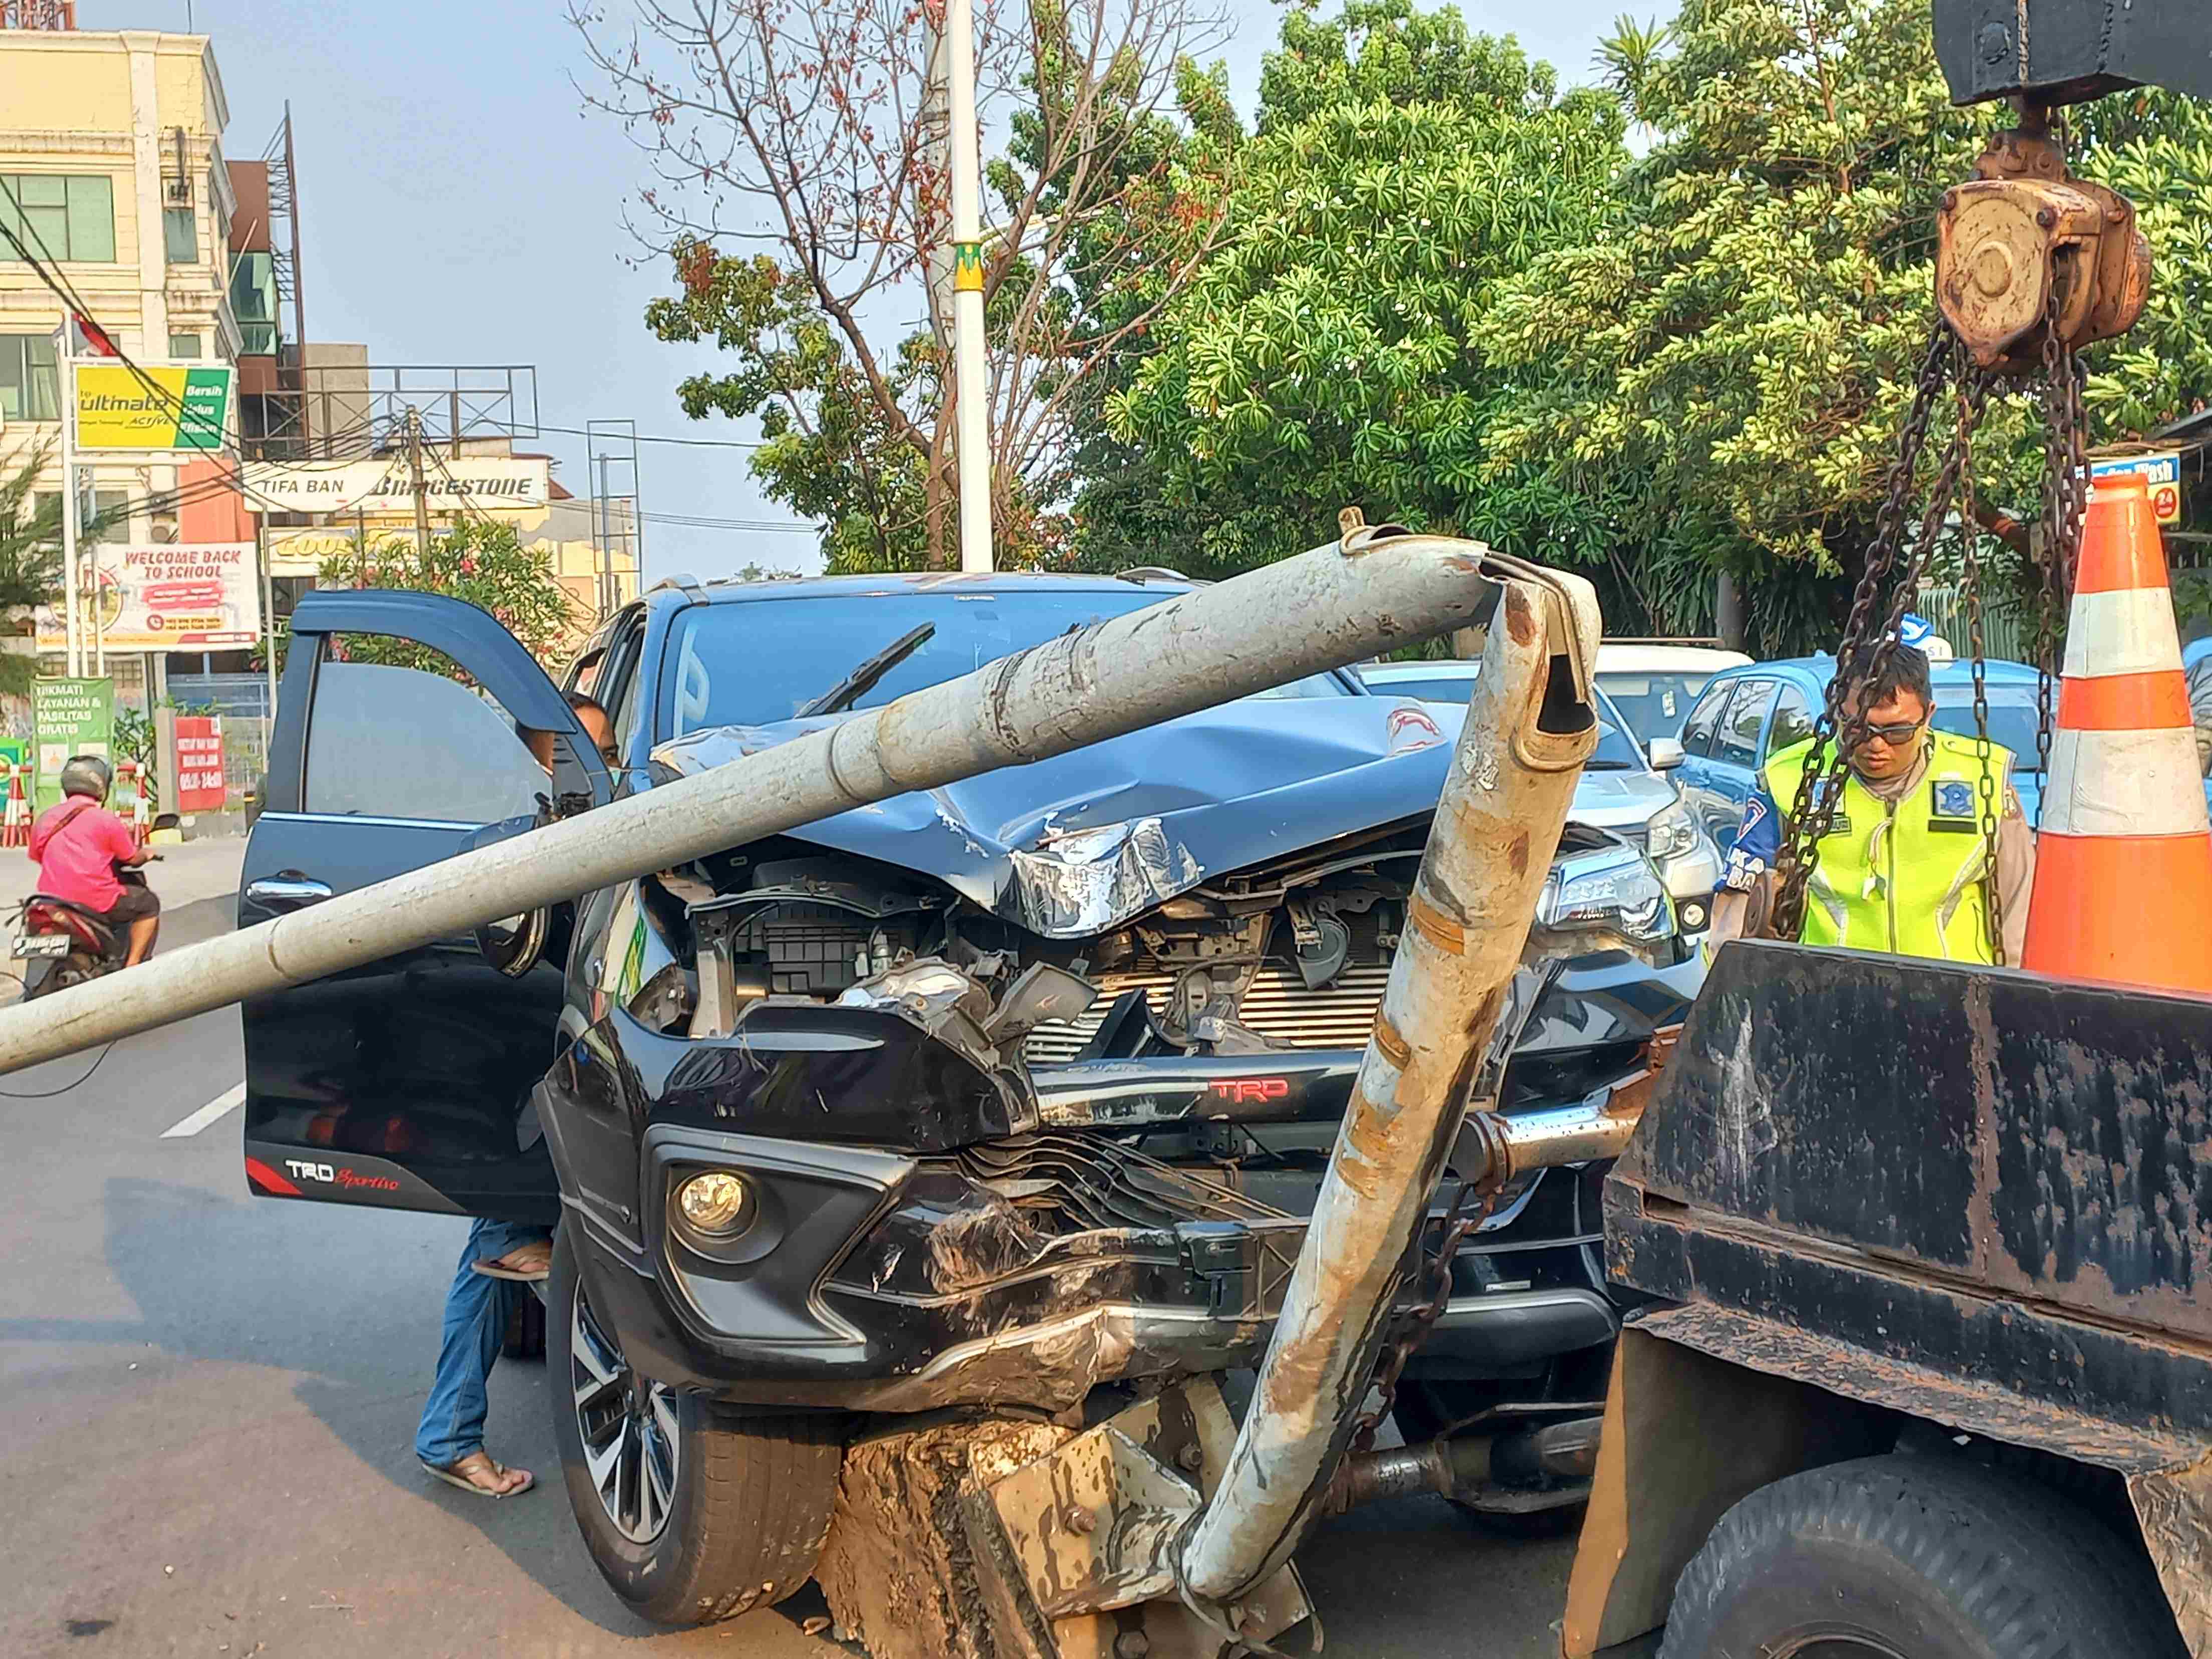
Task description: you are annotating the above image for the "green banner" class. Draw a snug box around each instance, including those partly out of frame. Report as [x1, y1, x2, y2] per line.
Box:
[33, 678, 114, 811]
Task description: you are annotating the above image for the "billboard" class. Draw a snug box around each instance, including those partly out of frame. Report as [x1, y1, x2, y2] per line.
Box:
[264, 527, 358, 578]
[173, 716, 227, 812]
[33, 678, 113, 811]
[241, 456, 550, 515]
[2090, 449, 2184, 525]
[73, 362, 232, 452]
[35, 543, 262, 653]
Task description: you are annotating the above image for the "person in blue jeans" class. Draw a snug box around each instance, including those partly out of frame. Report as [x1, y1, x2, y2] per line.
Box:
[415, 1221, 553, 1498]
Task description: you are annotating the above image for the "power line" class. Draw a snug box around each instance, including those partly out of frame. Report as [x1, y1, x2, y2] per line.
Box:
[536, 421, 763, 451]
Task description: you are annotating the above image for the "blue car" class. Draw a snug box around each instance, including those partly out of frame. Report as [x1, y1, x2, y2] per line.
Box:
[1669, 655, 2070, 854]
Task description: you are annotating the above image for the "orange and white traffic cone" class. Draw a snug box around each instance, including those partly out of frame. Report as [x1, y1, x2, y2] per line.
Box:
[1, 763, 26, 849]
[2021, 477, 2212, 993]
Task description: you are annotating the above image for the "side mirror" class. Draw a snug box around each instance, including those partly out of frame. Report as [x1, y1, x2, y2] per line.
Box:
[1647, 737, 1686, 771]
[475, 908, 550, 978]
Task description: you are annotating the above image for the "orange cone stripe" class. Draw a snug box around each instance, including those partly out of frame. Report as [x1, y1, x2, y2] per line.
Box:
[2055, 671, 2192, 731]
[2022, 833, 2212, 990]
[2077, 483, 2165, 591]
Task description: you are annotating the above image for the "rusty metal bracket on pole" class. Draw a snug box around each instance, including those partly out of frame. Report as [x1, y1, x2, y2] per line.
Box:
[1176, 564, 1607, 1613]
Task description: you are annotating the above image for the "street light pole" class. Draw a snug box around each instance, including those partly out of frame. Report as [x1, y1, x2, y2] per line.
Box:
[59, 319, 80, 678]
[945, 0, 992, 573]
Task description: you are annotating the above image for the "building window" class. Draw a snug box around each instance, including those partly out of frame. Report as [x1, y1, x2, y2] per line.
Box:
[0, 174, 116, 263]
[229, 248, 278, 355]
[0, 333, 60, 421]
[168, 331, 202, 359]
[86, 488, 131, 546]
[163, 205, 197, 266]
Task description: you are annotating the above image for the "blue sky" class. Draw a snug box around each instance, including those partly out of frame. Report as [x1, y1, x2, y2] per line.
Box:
[109, 0, 1660, 579]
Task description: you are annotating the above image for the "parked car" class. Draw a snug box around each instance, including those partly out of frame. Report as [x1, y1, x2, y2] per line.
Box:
[1592, 641, 1751, 758]
[1359, 659, 1726, 936]
[1666, 654, 2211, 853]
[237, 573, 1704, 1622]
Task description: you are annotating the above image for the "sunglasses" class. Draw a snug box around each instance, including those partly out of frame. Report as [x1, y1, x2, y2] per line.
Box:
[1856, 719, 1926, 747]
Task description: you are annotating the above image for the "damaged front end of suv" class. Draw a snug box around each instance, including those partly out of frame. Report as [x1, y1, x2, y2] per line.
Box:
[537, 689, 1699, 1426]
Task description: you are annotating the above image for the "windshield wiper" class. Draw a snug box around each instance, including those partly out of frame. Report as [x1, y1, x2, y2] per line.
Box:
[798, 622, 937, 718]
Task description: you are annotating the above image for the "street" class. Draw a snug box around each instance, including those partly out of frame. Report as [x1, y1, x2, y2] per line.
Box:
[0, 850, 1574, 1659]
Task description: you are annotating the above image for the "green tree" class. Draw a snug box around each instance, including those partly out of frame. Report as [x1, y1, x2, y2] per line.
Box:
[589, 0, 1231, 572]
[1089, 2, 1629, 577]
[1478, 0, 2062, 649]
[314, 519, 578, 677]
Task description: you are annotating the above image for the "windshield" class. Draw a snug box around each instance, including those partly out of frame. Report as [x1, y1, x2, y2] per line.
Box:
[660, 590, 1349, 733]
[1595, 671, 1713, 745]
[1930, 684, 2042, 772]
[1364, 670, 1645, 770]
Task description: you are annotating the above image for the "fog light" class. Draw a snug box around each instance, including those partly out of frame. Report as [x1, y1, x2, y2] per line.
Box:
[1679, 897, 1710, 933]
[676, 1170, 752, 1235]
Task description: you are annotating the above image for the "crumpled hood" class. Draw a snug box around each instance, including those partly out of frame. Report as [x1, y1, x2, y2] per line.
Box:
[650, 695, 1467, 938]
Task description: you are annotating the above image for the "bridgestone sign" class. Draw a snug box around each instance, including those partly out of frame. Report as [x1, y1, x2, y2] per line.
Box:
[240, 457, 550, 514]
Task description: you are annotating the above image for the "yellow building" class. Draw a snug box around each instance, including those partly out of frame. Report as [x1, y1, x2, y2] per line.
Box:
[0, 26, 237, 540]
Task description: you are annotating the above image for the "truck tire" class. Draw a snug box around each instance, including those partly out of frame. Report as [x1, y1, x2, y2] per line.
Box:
[1661, 1454, 2186, 1659]
[548, 1231, 843, 1625]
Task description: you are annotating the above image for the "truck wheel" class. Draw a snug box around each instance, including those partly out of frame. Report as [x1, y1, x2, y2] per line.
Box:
[548, 1232, 843, 1625]
[1662, 1454, 2185, 1659]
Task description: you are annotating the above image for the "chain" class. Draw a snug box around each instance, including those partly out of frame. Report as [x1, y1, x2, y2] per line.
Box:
[1351, 1172, 1502, 1453]
[1773, 328, 1992, 940]
[1957, 387, 2004, 964]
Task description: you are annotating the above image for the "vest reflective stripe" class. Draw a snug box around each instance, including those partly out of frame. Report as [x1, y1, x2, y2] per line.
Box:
[1763, 730, 2013, 963]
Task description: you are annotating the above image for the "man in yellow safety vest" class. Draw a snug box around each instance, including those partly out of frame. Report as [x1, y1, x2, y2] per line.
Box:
[1708, 645, 2035, 964]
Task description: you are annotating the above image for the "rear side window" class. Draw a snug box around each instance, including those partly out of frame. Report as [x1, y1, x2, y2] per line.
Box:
[1715, 679, 1776, 769]
[305, 656, 547, 824]
[1766, 685, 1817, 759]
[1680, 680, 1735, 758]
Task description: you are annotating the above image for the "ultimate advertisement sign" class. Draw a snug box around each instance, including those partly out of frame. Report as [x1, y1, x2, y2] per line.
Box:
[35, 543, 262, 653]
[73, 362, 233, 452]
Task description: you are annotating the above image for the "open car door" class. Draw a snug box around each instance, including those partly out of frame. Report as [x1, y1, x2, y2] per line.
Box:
[239, 590, 611, 1224]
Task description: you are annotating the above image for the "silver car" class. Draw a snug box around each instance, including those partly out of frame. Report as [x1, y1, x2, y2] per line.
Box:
[1358, 659, 1724, 937]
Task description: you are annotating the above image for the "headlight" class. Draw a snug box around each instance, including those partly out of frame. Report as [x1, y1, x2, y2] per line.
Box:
[675, 1170, 754, 1236]
[1539, 851, 1674, 941]
[1645, 801, 1701, 862]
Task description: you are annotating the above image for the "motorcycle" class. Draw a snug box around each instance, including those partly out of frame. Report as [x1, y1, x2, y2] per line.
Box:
[12, 858, 160, 1001]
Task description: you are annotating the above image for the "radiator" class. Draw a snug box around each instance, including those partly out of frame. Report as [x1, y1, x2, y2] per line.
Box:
[1023, 960, 1393, 1065]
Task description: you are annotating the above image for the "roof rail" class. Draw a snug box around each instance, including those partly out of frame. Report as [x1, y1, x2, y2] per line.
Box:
[648, 573, 710, 603]
[1114, 565, 1205, 585]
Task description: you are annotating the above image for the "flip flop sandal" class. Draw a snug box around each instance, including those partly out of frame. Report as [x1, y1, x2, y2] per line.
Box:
[470, 1257, 551, 1283]
[421, 1453, 535, 1498]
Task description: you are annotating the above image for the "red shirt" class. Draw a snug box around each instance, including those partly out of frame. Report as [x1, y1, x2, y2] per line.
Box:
[29, 799, 137, 911]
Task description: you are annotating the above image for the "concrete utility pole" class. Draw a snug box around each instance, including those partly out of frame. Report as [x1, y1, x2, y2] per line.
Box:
[404, 406, 431, 562]
[0, 531, 1508, 1073]
[944, 0, 992, 573]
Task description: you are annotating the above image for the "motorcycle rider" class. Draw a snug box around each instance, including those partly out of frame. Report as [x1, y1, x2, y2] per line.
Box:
[27, 755, 160, 966]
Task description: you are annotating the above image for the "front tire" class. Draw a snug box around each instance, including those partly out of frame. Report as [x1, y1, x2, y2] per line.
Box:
[548, 1230, 843, 1625]
[1662, 1454, 2185, 1659]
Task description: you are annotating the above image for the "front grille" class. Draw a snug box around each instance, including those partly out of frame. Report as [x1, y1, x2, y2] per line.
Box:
[1023, 961, 1392, 1066]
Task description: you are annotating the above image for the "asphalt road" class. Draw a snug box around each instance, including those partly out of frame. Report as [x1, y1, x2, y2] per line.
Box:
[0, 875, 1577, 1659]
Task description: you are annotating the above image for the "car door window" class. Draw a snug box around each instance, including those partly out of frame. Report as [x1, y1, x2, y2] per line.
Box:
[1766, 685, 1816, 761]
[1681, 681, 1734, 758]
[304, 657, 547, 824]
[1715, 679, 1775, 770]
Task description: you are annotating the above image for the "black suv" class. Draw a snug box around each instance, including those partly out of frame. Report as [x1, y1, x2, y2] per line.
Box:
[237, 573, 1699, 1622]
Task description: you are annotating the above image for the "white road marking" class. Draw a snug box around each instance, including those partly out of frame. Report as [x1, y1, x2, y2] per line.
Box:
[160, 1082, 245, 1139]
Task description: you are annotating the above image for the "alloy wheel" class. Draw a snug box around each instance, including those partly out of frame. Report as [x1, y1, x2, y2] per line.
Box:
[569, 1275, 680, 1544]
